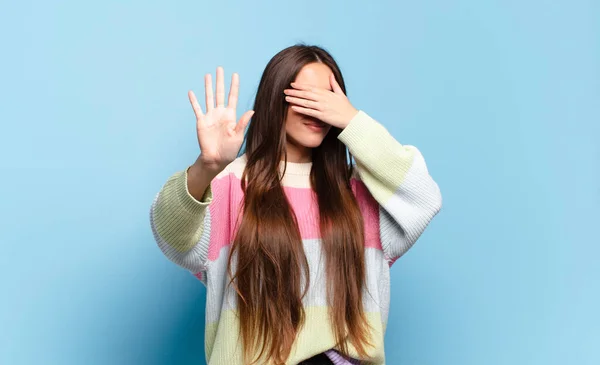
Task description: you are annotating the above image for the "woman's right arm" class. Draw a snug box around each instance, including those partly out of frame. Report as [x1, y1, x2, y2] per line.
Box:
[149, 66, 254, 279]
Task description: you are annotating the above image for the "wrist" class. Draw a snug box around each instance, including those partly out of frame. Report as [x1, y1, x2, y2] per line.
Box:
[187, 161, 223, 185]
[195, 155, 227, 173]
[342, 108, 359, 129]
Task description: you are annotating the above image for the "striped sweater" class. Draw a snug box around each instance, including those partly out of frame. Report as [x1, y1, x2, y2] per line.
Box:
[149, 110, 442, 365]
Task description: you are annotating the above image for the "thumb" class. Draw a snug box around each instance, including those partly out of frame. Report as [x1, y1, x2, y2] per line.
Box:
[330, 74, 344, 95]
[235, 110, 254, 134]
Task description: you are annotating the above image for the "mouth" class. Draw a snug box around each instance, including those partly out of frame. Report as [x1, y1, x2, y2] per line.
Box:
[304, 120, 327, 131]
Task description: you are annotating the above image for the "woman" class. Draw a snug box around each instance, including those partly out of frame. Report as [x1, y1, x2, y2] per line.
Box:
[150, 44, 442, 365]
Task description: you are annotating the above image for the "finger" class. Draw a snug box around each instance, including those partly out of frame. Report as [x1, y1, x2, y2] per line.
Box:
[228, 73, 239, 109]
[216, 66, 225, 107]
[290, 105, 323, 119]
[285, 96, 321, 110]
[188, 90, 204, 119]
[289, 82, 323, 93]
[330, 74, 344, 95]
[205, 73, 214, 112]
[283, 88, 320, 101]
[235, 110, 255, 134]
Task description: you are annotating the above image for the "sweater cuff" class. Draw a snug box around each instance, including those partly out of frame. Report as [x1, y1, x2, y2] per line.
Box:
[337, 110, 381, 155]
[173, 167, 213, 215]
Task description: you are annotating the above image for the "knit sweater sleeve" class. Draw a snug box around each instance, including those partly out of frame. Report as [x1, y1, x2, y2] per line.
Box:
[149, 164, 231, 281]
[338, 110, 442, 265]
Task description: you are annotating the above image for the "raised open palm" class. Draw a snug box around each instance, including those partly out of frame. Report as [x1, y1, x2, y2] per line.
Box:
[188, 66, 254, 171]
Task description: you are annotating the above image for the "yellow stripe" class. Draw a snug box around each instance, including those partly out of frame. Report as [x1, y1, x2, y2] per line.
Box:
[154, 169, 212, 253]
[204, 306, 386, 364]
[338, 110, 416, 204]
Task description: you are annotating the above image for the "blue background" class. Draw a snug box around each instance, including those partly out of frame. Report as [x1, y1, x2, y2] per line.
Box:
[1, 1, 598, 364]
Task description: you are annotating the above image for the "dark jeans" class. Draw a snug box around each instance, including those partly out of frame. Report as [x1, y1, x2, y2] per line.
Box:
[297, 352, 334, 365]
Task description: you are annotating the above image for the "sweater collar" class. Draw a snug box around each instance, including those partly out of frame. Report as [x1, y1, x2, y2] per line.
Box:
[278, 159, 313, 176]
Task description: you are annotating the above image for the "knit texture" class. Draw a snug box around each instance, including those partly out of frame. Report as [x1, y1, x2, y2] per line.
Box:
[150, 110, 442, 365]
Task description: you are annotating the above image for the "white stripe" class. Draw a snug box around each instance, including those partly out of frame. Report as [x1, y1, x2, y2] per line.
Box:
[204, 239, 390, 327]
[379, 150, 442, 262]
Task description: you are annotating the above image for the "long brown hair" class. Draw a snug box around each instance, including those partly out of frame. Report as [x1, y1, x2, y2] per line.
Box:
[227, 44, 374, 364]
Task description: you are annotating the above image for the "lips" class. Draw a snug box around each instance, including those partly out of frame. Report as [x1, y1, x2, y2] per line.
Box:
[305, 121, 326, 128]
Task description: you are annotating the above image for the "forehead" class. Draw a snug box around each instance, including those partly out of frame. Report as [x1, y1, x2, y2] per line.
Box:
[294, 62, 333, 90]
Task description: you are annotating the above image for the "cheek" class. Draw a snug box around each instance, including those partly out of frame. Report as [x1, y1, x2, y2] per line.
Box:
[285, 109, 303, 133]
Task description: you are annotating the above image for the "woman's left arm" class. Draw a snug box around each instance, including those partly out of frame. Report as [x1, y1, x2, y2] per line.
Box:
[285, 77, 443, 264]
[337, 110, 443, 264]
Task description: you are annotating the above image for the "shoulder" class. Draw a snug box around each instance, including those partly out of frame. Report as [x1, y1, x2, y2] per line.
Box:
[348, 164, 374, 200]
[349, 163, 365, 184]
[350, 164, 360, 180]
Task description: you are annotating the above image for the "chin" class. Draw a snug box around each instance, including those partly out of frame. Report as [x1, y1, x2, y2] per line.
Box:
[299, 133, 328, 148]
[300, 140, 325, 148]
[287, 124, 330, 149]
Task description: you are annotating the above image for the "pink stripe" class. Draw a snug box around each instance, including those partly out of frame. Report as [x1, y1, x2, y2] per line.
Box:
[351, 179, 383, 250]
[207, 174, 383, 262]
[207, 173, 236, 261]
[280, 186, 321, 239]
